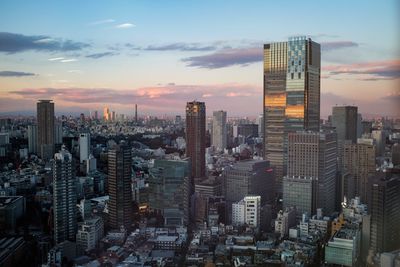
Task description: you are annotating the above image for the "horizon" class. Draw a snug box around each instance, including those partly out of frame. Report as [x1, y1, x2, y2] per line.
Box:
[0, 0, 399, 118]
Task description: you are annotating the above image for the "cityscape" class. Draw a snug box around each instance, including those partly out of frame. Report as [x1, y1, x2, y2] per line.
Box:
[0, 1, 399, 267]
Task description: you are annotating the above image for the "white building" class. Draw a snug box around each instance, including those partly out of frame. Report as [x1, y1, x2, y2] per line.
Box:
[232, 196, 261, 228]
[275, 207, 296, 238]
[212, 110, 227, 152]
[76, 216, 104, 253]
[86, 154, 97, 174]
[79, 133, 90, 163]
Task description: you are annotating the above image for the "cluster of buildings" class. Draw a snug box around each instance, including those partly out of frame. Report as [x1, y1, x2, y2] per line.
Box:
[0, 36, 399, 267]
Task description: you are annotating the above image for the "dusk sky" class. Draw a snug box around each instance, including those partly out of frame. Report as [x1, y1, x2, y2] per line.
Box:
[0, 0, 399, 118]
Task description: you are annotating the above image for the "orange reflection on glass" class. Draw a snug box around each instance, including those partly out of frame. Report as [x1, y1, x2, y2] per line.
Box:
[265, 93, 286, 107]
[285, 105, 304, 118]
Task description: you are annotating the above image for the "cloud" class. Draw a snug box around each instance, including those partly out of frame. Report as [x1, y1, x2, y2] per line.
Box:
[323, 59, 400, 80]
[48, 57, 65, 61]
[0, 71, 36, 77]
[89, 19, 115, 25]
[143, 43, 216, 52]
[85, 51, 119, 59]
[321, 41, 359, 51]
[182, 47, 262, 69]
[115, 23, 135, 29]
[0, 32, 90, 53]
[60, 59, 78, 63]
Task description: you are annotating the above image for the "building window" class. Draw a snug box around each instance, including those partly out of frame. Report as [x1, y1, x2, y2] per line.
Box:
[291, 73, 294, 79]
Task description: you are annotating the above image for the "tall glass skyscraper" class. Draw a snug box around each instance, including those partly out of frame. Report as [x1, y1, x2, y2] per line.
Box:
[263, 36, 321, 193]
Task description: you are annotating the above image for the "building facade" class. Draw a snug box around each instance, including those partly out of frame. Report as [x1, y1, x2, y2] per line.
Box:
[186, 101, 206, 181]
[212, 110, 227, 152]
[108, 145, 133, 230]
[37, 100, 55, 160]
[263, 37, 321, 193]
[331, 106, 358, 144]
[79, 133, 90, 163]
[53, 148, 77, 244]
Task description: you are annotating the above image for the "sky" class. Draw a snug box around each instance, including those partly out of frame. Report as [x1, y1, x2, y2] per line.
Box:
[0, 0, 399, 118]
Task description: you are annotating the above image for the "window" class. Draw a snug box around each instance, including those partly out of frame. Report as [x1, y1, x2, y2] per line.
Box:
[298, 73, 301, 79]
[291, 73, 294, 79]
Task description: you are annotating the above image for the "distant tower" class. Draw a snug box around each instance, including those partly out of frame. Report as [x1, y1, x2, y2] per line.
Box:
[186, 101, 206, 183]
[53, 148, 77, 244]
[108, 145, 133, 230]
[212, 110, 227, 152]
[135, 104, 138, 122]
[103, 107, 109, 121]
[79, 133, 90, 163]
[331, 106, 358, 144]
[37, 100, 55, 160]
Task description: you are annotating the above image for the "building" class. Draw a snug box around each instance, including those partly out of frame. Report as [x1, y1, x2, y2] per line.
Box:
[275, 207, 296, 238]
[369, 173, 400, 254]
[283, 176, 316, 216]
[103, 107, 110, 121]
[76, 216, 104, 253]
[371, 130, 385, 157]
[257, 114, 263, 138]
[54, 122, 63, 145]
[27, 125, 37, 154]
[79, 133, 90, 163]
[286, 131, 337, 214]
[0, 237, 28, 267]
[0, 196, 25, 233]
[53, 148, 77, 244]
[331, 106, 358, 144]
[0, 133, 10, 157]
[263, 37, 321, 193]
[37, 100, 55, 160]
[343, 140, 375, 201]
[232, 196, 261, 228]
[233, 124, 259, 138]
[148, 158, 190, 226]
[212, 110, 227, 152]
[108, 145, 133, 230]
[186, 101, 206, 182]
[325, 226, 360, 267]
[223, 159, 274, 208]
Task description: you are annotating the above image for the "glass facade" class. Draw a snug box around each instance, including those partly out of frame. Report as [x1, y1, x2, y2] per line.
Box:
[263, 37, 320, 193]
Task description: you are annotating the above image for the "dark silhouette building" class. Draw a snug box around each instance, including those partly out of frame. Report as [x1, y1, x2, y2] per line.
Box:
[37, 100, 55, 160]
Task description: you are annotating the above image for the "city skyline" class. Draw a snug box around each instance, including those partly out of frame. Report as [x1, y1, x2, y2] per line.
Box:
[0, 0, 399, 118]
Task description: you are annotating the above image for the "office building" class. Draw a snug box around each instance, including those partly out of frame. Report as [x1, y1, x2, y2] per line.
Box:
[0, 196, 25, 233]
[108, 145, 133, 230]
[233, 123, 259, 138]
[232, 196, 261, 228]
[223, 159, 274, 222]
[27, 125, 37, 154]
[371, 130, 385, 157]
[263, 37, 321, 193]
[325, 226, 360, 267]
[343, 140, 375, 201]
[275, 207, 296, 238]
[103, 107, 110, 121]
[53, 148, 77, 244]
[257, 114, 264, 138]
[148, 158, 190, 226]
[369, 173, 400, 254]
[283, 176, 316, 216]
[37, 100, 55, 160]
[212, 110, 227, 152]
[76, 216, 104, 253]
[186, 101, 206, 181]
[331, 106, 358, 144]
[286, 131, 337, 214]
[79, 133, 90, 163]
[54, 122, 63, 145]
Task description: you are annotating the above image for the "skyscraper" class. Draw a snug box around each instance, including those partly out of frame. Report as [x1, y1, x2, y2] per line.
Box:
[263, 36, 321, 193]
[343, 140, 375, 201]
[27, 125, 37, 154]
[108, 145, 133, 230]
[103, 107, 110, 121]
[369, 172, 400, 253]
[284, 131, 337, 214]
[37, 100, 55, 160]
[212, 110, 227, 152]
[79, 133, 90, 164]
[186, 101, 206, 182]
[331, 106, 358, 144]
[53, 148, 77, 244]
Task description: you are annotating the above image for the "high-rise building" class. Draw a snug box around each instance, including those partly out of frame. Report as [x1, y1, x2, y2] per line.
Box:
[257, 114, 264, 138]
[331, 106, 358, 144]
[223, 159, 274, 222]
[94, 110, 98, 120]
[212, 110, 227, 152]
[37, 100, 55, 160]
[107, 145, 133, 230]
[283, 176, 316, 216]
[186, 101, 206, 182]
[79, 133, 90, 163]
[263, 37, 321, 193]
[27, 125, 37, 154]
[232, 196, 261, 228]
[148, 158, 191, 226]
[369, 172, 400, 254]
[343, 140, 375, 201]
[54, 122, 63, 145]
[103, 107, 110, 121]
[53, 148, 77, 244]
[76, 216, 104, 253]
[285, 131, 337, 214]
[233, 124, 259, 138]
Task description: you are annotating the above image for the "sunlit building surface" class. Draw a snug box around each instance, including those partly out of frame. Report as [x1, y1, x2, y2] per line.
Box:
[263, 36, 320, 193]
